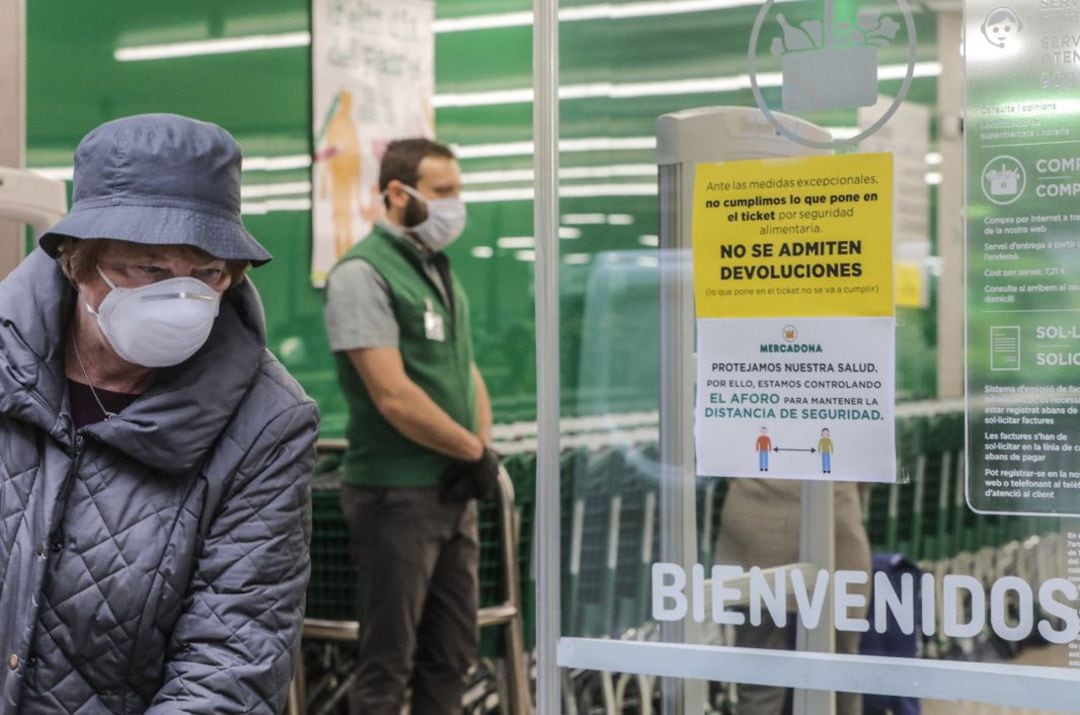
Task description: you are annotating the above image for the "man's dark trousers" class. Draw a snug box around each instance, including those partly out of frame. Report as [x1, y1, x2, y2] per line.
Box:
[341, 484, 479, 715]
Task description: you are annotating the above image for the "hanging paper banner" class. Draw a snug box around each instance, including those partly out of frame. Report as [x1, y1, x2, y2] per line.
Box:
[311, 0, 435, 285]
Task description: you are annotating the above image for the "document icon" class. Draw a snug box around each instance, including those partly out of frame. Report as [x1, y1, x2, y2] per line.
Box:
[990, 326, 1021, 370]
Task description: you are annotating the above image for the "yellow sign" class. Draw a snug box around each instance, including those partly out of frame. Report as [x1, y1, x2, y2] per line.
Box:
[692, 153, 894, 319]
[895, 259, 925, 308]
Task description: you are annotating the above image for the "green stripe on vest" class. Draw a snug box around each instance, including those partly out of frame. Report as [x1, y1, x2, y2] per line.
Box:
[330, 225, 476, 487]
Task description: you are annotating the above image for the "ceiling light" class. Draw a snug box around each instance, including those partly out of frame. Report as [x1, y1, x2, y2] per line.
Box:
[454, 136, 655, 160]
[461, 188, 534, 202]
[241, 197, 312, 215]
[464, 183, 658, 203]
[433, 63, 940, 108]
[31, 167, 74, 182]
[434, 0, 799, 33]
[562, 213, 608, 224]
[241, 181, 311, 199]
[453, 141, 535, 159]
[463, 168, 535, 184]
[880, 62, 942, 80]
[560, 183, 656, 198]
[433, 88, 534, 108]
[114, 32, 311, 62]
[564, 164, 657, 180]
[497, 236, 536, 249]
[471, 246, 494, 258]
[434, 11, 534, 32]
[573, 0, 797, 20]
[561, 137, 656, 152]
[245, 154, 311, 171]
[32, 154, 312, 185]
[827, 127, 860, 140]
[463, 163, 657, 186]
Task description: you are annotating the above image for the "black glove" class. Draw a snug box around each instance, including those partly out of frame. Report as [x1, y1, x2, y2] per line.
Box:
[440, 447, 501, 502]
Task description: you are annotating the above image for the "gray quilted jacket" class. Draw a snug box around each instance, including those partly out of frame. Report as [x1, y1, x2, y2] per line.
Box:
[0, 250, 320, 713]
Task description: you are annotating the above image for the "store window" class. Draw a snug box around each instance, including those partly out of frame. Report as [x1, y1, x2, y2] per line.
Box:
[534, 0, 1080, 712]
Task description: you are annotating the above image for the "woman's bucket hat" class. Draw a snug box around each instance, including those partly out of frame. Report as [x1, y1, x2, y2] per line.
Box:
[39, 113, 273, 265]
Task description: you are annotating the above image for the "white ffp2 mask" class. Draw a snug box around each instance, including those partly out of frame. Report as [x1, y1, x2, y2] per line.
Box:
[401, 184, 467, 252]
[87, 266, 222, 368]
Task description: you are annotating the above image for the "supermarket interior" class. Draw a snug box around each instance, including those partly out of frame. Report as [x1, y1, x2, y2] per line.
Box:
[3, 0, 1080, 713]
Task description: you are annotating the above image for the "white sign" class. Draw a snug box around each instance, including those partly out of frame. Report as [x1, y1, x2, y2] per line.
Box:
[311, 0, 435, 285]
[695, 317, 896, 482]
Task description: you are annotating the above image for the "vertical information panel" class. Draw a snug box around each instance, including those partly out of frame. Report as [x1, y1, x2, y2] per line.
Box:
[966, 0, 1080, 515]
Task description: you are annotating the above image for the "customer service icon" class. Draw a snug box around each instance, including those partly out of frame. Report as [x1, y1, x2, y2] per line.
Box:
[982, 156, 1026, 205]
[980, 7, 1022, 49]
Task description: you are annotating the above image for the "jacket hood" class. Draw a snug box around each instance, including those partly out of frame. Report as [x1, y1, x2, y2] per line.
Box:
[0, 249, 267, 474]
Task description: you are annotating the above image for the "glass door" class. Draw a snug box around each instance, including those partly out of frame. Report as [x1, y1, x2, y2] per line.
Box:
[531, 1, 1080, 712]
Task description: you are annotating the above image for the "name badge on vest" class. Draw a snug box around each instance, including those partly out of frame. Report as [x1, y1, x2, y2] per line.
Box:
[424, 298, 446, 342]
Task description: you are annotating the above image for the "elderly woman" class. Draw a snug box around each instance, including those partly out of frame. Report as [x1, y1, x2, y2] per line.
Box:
[0, 114, 319, 713]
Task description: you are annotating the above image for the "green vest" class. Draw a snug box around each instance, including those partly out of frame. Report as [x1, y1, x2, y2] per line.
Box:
[330, 225, 477, 487]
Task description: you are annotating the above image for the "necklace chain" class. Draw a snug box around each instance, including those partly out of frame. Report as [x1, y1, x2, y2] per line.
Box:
[71, 335, 116, 421]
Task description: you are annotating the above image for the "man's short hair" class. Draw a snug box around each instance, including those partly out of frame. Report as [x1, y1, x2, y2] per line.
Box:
[378, 138, 455, 196]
